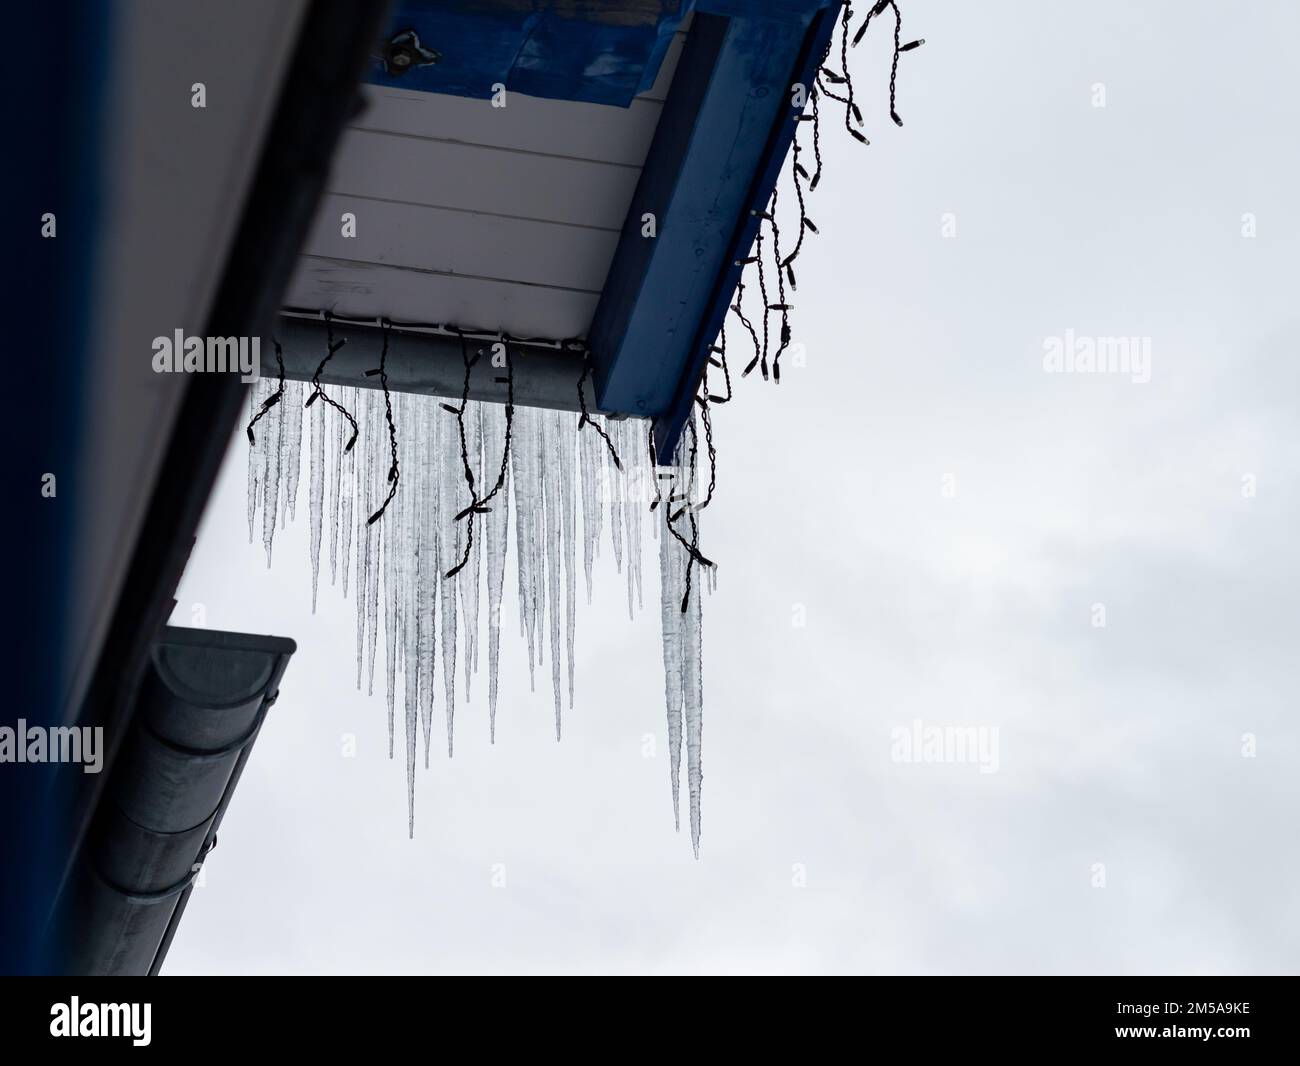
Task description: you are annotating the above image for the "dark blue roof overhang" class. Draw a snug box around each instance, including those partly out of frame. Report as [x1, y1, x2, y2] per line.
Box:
[589, 1, 842, 456]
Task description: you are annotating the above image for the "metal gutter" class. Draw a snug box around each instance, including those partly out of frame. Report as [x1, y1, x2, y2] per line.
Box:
[275, 312, 611, 416]
[64, 627, 295, 976]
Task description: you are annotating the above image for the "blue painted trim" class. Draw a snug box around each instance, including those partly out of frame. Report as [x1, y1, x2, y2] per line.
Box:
[652, 2, 842, 456]
[585, 2, 840, 456]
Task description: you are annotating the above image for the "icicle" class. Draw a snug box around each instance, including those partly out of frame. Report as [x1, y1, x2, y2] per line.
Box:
[511, 408, 539, 686]
[483, 402, 510, 742]
[675, 419, 706, 857]
[382, 395, 400, 759]
[417, 397, 437, 768]
[621, 420, 644, 619]
[608, 417, 624, 575]
[328, 393, 343, 586]
[542, 410, 563, 739]
[682, 547, 704, 858]
[558, 405, 577, 711]
[308, 395, 325, 611]
[282, 380, 303, 522]
[364, 390, 382, 696]
[579, 413, 601, 603]
[660, 495, 685, 832]
[355, 390, 372, 690]
[401, 392, 421, 832]
[260, 377, 283, 567]
[246, 379, 268, 543]
[529, 411, 547, 675]
[438, 404, 460, 758]
[341, 388, 355, 598]
[459, 400, 483, 701]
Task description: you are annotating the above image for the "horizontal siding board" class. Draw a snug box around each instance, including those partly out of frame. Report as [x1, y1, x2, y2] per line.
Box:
[291, 19, 697, 338]
[327, 128, 641, 229]
[355, 90, 666, 168]
[304, 194, 619, 291]
[352, 29, 685, 166]
[286, 257, 600, 339]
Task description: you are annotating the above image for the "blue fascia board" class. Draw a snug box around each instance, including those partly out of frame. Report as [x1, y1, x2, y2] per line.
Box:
[586, 2, 841, 456]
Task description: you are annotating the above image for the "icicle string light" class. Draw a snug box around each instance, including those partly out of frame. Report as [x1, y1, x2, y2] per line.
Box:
[697, 397, 718, 515]
[307, 312, 359, 454]
[703, 326, 733, 406]
[754, 226, 771, 380]
[836, 2, 869, 143]
[767, 186, 792, 383]
[444, 330, 483, 579]
[851, 0, 924, 127]
[730, 0, 923, 394]
[365, 320, 399, 526]
[732, 273, 762, 379]
[245, 338, 285, 445]
[482, 336, 514, 508]
[576, 351, 622, 471]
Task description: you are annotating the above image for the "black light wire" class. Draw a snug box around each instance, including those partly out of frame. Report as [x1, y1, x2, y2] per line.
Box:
[245, 337, 285, 445]
[365, 319, 400, 526]
[305, 310, 359, 454]
[650, 416, 715, 613]
[732, 271, 762, 379]
[852, 0, 925, 128]
[767, 186, 793, 383]
[577, 350, 623, 471]
[703, 323, 732, 406]
[443, 329, 493, 579]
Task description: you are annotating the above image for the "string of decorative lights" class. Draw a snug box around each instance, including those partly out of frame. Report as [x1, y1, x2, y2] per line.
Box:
[674, 417, 704, 612]
[245, 338, 285, 446]
[364, 319, 400, 526]
[767, 186, 793, 383]
[703, 324, 733, 406]
[731, 272, 763, 381]
[306, 310, 359, 454]
[835, 2, 869, 143]
[577, 351, 622, 470]
[684, 0, 922, 604]
[781, 90, 819, 292]
[443, 330, 484, 578]
[736, 0, 923, 395]
[443, 330, 516, 578]
[853, 0, 925, 128]
[648, 414, 715, 613]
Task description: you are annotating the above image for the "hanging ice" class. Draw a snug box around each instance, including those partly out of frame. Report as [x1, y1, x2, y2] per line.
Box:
[308, 395, 325, 610]
[245, 376, 710, 855]
[657, 419, 706, 857]
[483, 401, 510, 742]
[341, 387, 355, 598]
[459, 400, 482, 701]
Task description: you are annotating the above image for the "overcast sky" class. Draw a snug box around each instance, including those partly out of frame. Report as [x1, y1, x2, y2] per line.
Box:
[168, 0, 1300, 975]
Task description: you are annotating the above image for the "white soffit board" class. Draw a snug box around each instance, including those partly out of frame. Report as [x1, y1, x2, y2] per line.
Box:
[287, 25, 689, 340]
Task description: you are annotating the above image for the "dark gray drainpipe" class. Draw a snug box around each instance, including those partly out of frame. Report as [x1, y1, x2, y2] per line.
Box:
[64, 627, 295, 975]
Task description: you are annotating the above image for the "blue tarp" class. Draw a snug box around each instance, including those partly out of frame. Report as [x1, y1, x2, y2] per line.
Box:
[370, 1, 689, 106]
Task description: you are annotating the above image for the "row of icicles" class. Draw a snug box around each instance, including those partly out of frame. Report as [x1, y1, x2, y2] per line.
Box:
[241, 0, 924, 857]
[246, 381, 709, 855]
